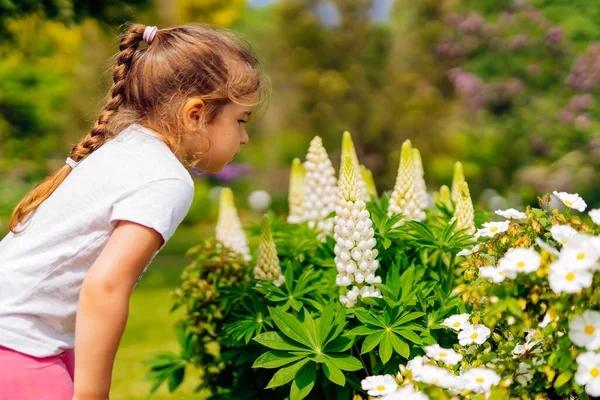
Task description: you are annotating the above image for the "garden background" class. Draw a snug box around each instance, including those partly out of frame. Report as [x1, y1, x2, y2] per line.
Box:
[1, 0, 600, 398]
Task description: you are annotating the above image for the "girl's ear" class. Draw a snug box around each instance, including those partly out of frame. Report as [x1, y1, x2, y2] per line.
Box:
[182, 97, 207, 130]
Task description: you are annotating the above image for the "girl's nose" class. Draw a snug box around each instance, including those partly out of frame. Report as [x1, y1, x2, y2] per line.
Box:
[240, 129, 249, 145]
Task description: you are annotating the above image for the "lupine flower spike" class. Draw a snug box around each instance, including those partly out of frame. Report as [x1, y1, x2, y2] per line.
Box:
[340, 131, 370, 202]
[388, 140, 426, 224]
[451, 161, 465, 204]
[287, 158, 305, 223]
[334, 155, 382, 308]
[434, 185, 453, 210]
[360, 165, 378, 199]
[412, 148, 429, 210]
[254, 214, 285, 286]
[216, 187, 251, 262]
[451, 181, 476, 235]
[302, 136, 338, 239]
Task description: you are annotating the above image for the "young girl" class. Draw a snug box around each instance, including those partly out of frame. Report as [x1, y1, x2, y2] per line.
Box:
[0, 22, 264, 400]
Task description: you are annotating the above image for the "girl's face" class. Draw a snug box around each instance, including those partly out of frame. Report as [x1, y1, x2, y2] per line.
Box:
[183, 101, 251, 173]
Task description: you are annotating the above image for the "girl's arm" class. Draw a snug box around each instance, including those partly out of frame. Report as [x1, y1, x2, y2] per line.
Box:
[73, 220, 164, 400]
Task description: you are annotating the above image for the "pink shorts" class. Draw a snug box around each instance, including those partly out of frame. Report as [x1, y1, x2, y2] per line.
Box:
[0, 344, 75, 400]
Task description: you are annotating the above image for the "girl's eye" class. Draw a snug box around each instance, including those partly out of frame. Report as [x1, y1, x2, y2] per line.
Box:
[238, 120, 248, 125]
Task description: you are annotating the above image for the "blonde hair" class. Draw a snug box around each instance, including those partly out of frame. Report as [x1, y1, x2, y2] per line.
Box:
[9, 23, 267, 234]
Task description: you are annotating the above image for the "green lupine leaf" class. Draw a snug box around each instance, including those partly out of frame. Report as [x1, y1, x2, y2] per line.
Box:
[326, 335, 354, 353]
[323, 358, 346, 386]
[252, 351, 305, 369]
[395, 329, 423, 345]
[325, 306, 347, 346]
[299, 308, 319, 348]
[355, 309, 385, 327]
[379, 333, 393, 363]
[361, 331, 385, 354]
[290, 362, 316, 400]
[325, 353, 363, 371]
[254, 331, 308, 351]
[394, 312, 426, 327]
[270, 308, 314, 348]
[319, 302, 335, 345]
[265, 358, 311, 389]
[345, 325, 380, 336]
[390, 334, 410, 358]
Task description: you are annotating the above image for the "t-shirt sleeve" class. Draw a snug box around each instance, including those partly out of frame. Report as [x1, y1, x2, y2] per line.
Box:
[109, 178, 194, 250]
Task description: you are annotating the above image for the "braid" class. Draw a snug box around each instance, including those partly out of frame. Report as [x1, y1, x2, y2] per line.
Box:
[69, 24, 147, 162]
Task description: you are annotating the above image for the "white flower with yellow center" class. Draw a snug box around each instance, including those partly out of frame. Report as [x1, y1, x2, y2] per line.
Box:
[589, 209, 600, 225]
[424, 344, 462, 365]
[458, 324, 491, 346]
[479, 265, 515, 283]
[539, 310, 558, 328]
[443, 314, 471, 331]
[361, 374, 398, 397]
[457, 243, 483, 257]
[334, 155, 381, 306]
[381, 384, 429, 400]
[460, 367, 501, 393]
[569, 311, 600, 350]
[287, 158, 305, 224]
[498, 247, 541, 274]
[388, 140, 426, 224]
[216, 188, 251, 262]
[576, 351, 600, 397]
[535, 237, 560, 257]
[550, 224, 579, 246]
[559, 234, 600, 270]
[495, 208, 526, 220]
[451, 181, 476, 235]
[406, 355, 428, 374]
[412, 365, 459, 389]
[302, 136, 338, 238]
[549, 259, 593, 294]
[553, 191, 587, 212]
[513, 330, 543, 355]
[475, 221, 510, 238]
[253, 215, 285, 286]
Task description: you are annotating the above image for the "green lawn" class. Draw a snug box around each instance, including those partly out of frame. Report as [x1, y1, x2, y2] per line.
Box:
[111, 225, 213, 400]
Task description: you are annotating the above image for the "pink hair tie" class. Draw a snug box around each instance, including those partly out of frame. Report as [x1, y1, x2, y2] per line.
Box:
[143, 26, 158, 45]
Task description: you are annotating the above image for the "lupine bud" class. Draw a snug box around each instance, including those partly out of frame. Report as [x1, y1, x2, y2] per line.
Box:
[335, 155, 382, 307]
[302, 136, 338, 239]
[340, 131, 369, 202]
[451, 181, 476, 235]
[216, 188, 251, 262]
[434, 184, 453, 210]
[451, 161, 465, 204]
[287, 158, 305, 223]
[388, 140, 426, 224]
[412, 148, 428, 209]
[360, 165, 378, 199]
[254, 215, 285, 286]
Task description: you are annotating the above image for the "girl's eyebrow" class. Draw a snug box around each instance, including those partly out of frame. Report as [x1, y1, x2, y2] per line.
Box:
[243, 111, 252, 116]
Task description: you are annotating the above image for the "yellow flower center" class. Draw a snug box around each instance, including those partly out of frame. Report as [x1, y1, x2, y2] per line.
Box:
[517, 261, 526, 268]
[471, 332, 479, 339]
[585, 325, 595, 335]
[476, 377, 485, 383]
[561, 239, 567, 244]
[565, 200, 573, 206]
[439, 352, 448, 358]
[566, 272, 576, 281]
[376, 385, 386, 391]
[577, 252, 586, 260]
[453, 321, 461, 328]
[591, 368, 600, 378]
[499, 271, 505, 275]
[491, 227, 498, 233]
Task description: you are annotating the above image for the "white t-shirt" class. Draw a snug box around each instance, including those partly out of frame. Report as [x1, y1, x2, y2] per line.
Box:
[0, 123, 195, 357]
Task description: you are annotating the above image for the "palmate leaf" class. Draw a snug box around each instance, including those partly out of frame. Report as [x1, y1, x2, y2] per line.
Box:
[270, 307, 314, 348]
[265, 358, 311, 389]
[252, 350, 305, 369]
[290, 362, 316, 400]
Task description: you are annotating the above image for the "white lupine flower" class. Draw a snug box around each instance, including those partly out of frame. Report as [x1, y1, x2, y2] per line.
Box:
[549, 259, 593, 294]
[253, 215, 285, 286]
[576, 352, 600, 397]
[302, 136, 338, 239]
[569, 311, 600, 350]
[535, 237, 560, 257]
[361, 374, 398, 397]
[412, 148, 429, 210]
[381, 384, 429, 400]
[451, 161, 465, 204]
[457, 243, 482, 257]
[495, 208, 526, 219]
[424, 344, 462, 365]
[589, 209, 600, 225]
[340, 131, 369, 202]
[360, 286, 383, 298]
[339, 286, 360, 308]
[334, 155, 380, 306]
[498, 247, 541, 274]
[451, 181, 475, 235]
[388, 140, 426, 224]
[550, 224, 579, 246]
[479, 265, 515, 283]
[559, 234, 600, 270]
[443, 314, 471, 331]
[475, 221, 510, 238]
[553, 191, 587, 212]
[460, 367, 501, 393]
[458, 324, 491, 346]
[287, 158, 305, 223]
[216, 187, 251, 262]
